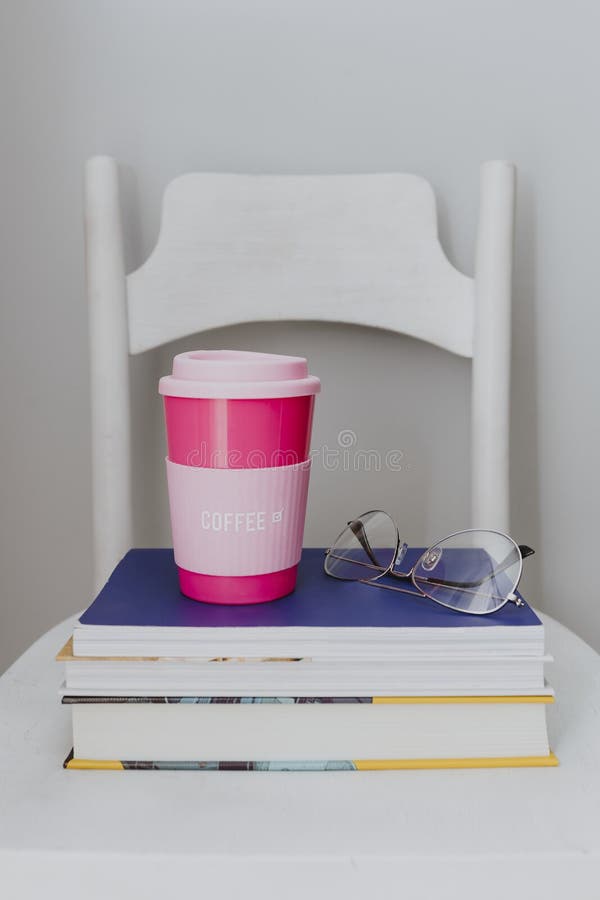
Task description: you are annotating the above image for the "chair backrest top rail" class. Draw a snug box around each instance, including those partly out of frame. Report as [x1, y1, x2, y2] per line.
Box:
[126, 172, 474, 357]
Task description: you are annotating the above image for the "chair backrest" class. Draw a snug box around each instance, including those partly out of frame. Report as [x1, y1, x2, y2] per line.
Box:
[85, 159, 515, 591]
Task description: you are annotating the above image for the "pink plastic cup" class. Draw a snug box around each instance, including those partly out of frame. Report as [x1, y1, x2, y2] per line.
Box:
[159, 350, 321, 604]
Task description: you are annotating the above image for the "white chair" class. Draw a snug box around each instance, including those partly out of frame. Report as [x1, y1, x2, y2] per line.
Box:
[6, 161, 600, 896]
[85, 159, 515, 591]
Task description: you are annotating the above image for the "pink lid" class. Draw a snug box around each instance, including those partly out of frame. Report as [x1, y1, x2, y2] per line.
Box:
[159, 350, 321, 399]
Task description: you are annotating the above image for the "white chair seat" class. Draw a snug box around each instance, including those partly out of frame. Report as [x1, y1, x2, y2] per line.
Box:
[1, 613, 599, 898]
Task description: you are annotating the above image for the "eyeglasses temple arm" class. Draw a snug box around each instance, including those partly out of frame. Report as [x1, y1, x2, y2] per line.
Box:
[359, 579, 426, 599]
[393, 544, 536, 591]
[347, 519, 382, 569]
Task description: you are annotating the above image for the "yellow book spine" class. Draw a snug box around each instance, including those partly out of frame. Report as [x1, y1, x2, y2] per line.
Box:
[65, 757, 124, 770]
[354, 753, 559, 770]
[372, 695, 554, 704]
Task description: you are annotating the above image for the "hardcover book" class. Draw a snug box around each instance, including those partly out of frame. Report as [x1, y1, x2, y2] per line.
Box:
[62, 693, 556, 768]
[64, 752, 559, 772]
[73, 548, 545, 659]
[57, 637, 551, 697]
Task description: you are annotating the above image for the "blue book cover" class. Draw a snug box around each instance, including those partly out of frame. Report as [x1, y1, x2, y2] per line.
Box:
[79, 548, 541, 630]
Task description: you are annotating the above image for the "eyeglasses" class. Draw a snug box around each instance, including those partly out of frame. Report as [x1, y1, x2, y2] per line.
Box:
[324, 510, 535, 615]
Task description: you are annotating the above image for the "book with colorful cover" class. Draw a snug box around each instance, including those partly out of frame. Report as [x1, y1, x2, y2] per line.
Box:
[57, 636, 551, 697]
[63, 751, 559, 771]
[73, 548, 545, 659]
[62, 693, 557, 770]
[61, 694, 554, 705]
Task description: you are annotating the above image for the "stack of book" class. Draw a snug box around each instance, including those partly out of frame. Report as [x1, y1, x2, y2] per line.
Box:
[58, 548, 557, 770]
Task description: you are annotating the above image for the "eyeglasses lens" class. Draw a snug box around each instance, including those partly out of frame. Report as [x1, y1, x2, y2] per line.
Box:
[412, 530, 521, 613]
[325, 510, 398, 582]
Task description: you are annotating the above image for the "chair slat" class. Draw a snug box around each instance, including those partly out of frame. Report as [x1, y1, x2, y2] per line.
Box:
[127, 174, 474, 358]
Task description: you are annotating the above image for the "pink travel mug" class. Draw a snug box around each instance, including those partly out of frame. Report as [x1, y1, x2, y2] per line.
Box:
[159, 350, 320, 604]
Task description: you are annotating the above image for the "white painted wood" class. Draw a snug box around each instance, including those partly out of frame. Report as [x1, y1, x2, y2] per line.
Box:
[1, 613, 598, 898]
[87, 160, 515, 578]
[127, 173, 475, 358]
[85, 157, 133, 592]
[472, 161, 516, 531]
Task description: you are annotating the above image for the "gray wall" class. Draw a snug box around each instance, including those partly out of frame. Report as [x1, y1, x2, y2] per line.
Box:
[1, 0, 599, 673]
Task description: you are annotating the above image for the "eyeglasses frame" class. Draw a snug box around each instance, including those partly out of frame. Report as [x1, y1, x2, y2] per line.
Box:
[324, 509, 533, 616]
